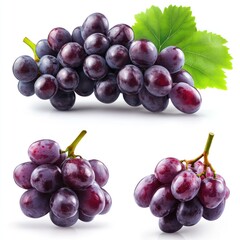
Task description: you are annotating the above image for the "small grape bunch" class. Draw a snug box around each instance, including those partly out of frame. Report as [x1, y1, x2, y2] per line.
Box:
[13, 130, 112, 227]
[134, 133, 229, 233]
[12, 12, 201, 114]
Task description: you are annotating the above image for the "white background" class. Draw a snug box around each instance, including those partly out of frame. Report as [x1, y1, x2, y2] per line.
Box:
[0, 0, 239, 239]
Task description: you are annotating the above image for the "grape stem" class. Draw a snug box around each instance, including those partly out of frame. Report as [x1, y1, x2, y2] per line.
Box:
[62, 130, 87, 158]
[23, 37, 40, 62]
[181, 132, 216, 177]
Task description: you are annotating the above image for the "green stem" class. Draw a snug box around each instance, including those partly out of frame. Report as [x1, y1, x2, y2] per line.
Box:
[204, 132, 214, 156]
[64, 130, 87, 158]
[23, 37, 39, 62]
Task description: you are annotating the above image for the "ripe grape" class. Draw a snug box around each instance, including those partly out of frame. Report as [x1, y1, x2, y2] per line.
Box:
[72, 26, 84, 46]
[202, 200, 225, 221]
[122, 93, 141, 107]
[171, 69, 194, 87]
[50, 211, 79, 227]
[38, 55, 60, 76]
[36, 39, 56, 58]
[17, 81, 35, 97]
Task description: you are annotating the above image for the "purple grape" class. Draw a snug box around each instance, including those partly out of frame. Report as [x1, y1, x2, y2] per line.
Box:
[18, 80, 35, 97]
[38, 55, 60, 76]
[89, 159, 109, 187]
[13, 162, 38, 189]
[144, 65, 172, 97]
[158, 211, 183, 233]
[56, 67, 79, 92]
[12, 55, 38, 82]
[105, 44, 130, 69]
[203, 200, 225, 221]
[154, 157, 183, 184]
[79, 210, 94, 222]
[50, 187, 79, 219]
[30, 164, 62, 193]
[55, 152, 67, 168]
[48, 27, 71, 52]
[176, 197, 203, 226]
[62, 158, 95, 190]
[72, 26, 84, 46]
[84, 33, 110, 55]
[57, 42, 86, 68]
[20, 188, 50, 218]
[100, 188, 112, 215]
[171, 69, 194, 86]
[134, 174, 161, 208]
[36, 39, 57, 58]
[169, 82, 202, 114]
[81, 13, 109, 40]
[225, 186, 230, 200]
[129, 39, 158, 68]
[28, 139, 61, 165]
[198, 177, 226, 209]
[50, 211, 79, 227]
[150, 185, 178, 217]
[107, 24, 134, 47]
[77, 181, 105, 217]
[171, 170, 201, 202]
[117, 64, 143, 94]
[50, 90, 76, 111]
[123, 93, 141, 107]
[156, 46, 185, 74]
[94, 73, 120, 104]
[138, 87, 169, 112]
[34, 74, 58, 100]
[83, 54, 108, 80]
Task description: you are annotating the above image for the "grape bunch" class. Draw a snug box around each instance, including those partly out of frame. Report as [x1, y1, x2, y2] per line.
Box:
[12, 12, 201, 114]
[134, 133, 230, 233]
[13, 130, 112, 227]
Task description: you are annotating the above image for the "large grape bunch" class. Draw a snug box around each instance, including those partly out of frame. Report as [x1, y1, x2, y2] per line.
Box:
[13, 130, 112, 227]
[134, 133, 230, 233]
[12, 12, 201, 114]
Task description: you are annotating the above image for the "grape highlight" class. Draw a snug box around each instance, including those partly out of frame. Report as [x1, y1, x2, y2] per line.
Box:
[12, 12, 202, 114]
[134, 133, 230, 233]
[13, 130, 112, 227]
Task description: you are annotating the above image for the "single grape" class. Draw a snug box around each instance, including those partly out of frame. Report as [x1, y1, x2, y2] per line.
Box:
[156, 46, 185, 74]
[171, 69, 194, 87]
[50, 187, 79, 219]
[50, 90, 76, 111]
[77, 181, 105, 217]
[20, 188, 50, 218]
[62, 157, 95, 190]
[134, 174, 161, 208]
[18, 80, 35, 97]
[83, 54, 108, 80]
[57, 42, 86, 68]
[79, 210, 94, 222]
[138, 87, 169, 112]
[171, 170, 201, 202]
[12, 55, 38, 82]
[107, 24, 134, 47]
[105, 44, 130, 69]
[54, 152, 67, 168]
[154, 157, 184, 184]
[81, 12, 109, 40]
[56, 67, 79, 92]
[48, 27, 71, 52]
[122, 93, 141, 107]
[50, 211, 79, 227]
[150, 185, 178, 218]
[13, 162, 38, 189]
[84, 33, 110, 55]
[144, 65, 172, 97]
[94, 73, 120, 104]
[176, 197, 203, 226]
[34, 74, 58, 100]
[100, 188, 112, 215]
[190, 160, 204, 175]
[36, 39, 57, 58]
[169, 82, 202, 114]
[28, 139, 61, 165]
[129, 39, 158, 68]
[38, 55, 60, 76]
[75, 70, 95, 97]
[158, 211, 183, 233]
[198, 177, 226, 209]
[30, 164, 62, 193]
[117, 64, 143, 94]
[89, 159, 109, 187]
[225, 186, 230, 200]
[203, 200, 225, 221]
[72, 26, 84, 46]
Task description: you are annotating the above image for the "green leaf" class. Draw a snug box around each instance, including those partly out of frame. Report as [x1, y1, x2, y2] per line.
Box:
[132, 5, 232, 89]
